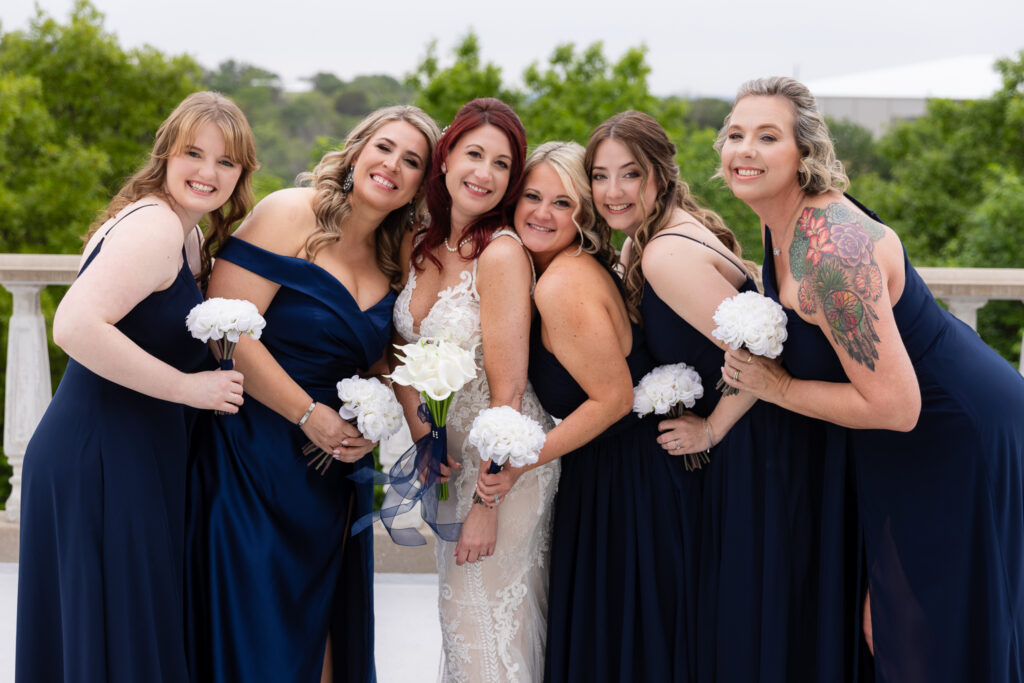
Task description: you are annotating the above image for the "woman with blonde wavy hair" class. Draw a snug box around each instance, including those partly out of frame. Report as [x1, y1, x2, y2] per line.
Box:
[17, 91, 255, 683]
[186, 105, 440, 683]
[479, 139, 699, 681]
[717, 76, 1024, 683]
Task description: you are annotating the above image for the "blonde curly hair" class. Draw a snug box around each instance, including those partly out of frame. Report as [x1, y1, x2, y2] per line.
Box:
[297, 105, 441, 289]
[714, 76, 849, 195]
[522, 141, 617, 270]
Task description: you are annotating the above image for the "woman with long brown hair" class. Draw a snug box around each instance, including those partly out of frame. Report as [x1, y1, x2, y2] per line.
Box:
[16, 91, 256, 683]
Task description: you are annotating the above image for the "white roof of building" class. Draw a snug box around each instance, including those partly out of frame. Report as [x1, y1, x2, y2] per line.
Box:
[805, 55, 1003, 100]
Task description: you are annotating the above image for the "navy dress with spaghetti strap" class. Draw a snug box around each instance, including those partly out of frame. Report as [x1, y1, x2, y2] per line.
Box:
[17, 205, 206, 682]
[763, 197, 1024, 682]
[186, 237, 392, 683]
[642, 232, 824, 683]
[536, 267, 702, 683]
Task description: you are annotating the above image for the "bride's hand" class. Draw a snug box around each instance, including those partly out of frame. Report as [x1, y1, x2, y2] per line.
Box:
[454, 503, 497, 565]
[475, 466, 524, 503]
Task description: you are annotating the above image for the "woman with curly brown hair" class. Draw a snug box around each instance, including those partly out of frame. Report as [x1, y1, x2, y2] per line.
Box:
[186, 105, 440, 683]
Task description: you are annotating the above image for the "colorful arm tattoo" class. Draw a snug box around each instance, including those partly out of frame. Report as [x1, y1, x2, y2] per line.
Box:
[789, 203, 887, 370]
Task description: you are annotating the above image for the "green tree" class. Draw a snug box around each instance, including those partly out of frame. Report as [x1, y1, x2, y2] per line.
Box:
[0, 0, 201, 199]
[406, 32, 520, 125]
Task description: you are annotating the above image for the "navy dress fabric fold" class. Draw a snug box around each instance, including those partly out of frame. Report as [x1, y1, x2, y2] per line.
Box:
[17, 207, 206, 682]
[641, 232, 825, 683]
[535, 277, 702, 683]
[186, 237, 393, 683]
[763, 197, 1024, 683]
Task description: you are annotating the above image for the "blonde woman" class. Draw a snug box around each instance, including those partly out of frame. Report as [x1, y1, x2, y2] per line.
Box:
[718, 77, 1024, 683]
[480, 140, 698, 681]
[186, 105, 440, 682]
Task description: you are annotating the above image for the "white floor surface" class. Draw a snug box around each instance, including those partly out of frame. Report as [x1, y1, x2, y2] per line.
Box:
[0, 564, 441, 683]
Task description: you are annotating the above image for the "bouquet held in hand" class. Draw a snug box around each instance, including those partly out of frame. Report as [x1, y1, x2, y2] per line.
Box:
[711, 291, 787, 397]
[302, 376, 404, 475]
[349, 337, 477, 547]
[185, 297, 265, 413]
[468, 406, 546, 477]
[633, 363, 708, 470]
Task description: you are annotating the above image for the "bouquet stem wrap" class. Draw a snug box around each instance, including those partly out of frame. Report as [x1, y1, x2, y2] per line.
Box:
[349, 403, 462, 546]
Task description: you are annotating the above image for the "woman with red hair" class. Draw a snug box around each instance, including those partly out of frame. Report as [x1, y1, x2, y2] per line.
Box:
[392, 98, 560, 681]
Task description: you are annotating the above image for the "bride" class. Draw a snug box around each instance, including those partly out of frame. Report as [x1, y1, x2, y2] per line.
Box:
[392, 98, 559, 682]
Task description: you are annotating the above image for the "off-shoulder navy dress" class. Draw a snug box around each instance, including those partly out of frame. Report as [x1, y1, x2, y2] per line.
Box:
[641, 232, 826, 683]
[17, 207, 206, 682]
[763, 199, 1024, 683]
[186, 237, 392, 683]
[533, 280, 702, 682]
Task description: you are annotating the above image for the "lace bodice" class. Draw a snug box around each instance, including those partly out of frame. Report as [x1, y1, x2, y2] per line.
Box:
[394, 230, 541, 434]
[393, 230, 558, 682]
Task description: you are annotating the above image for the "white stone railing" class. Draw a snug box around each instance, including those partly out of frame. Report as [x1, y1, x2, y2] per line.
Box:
[2, 255, 1023, 523]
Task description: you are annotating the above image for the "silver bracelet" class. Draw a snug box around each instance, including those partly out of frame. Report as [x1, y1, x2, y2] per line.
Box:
[703, 418, 714, 452]
[297, 400, 316, 427]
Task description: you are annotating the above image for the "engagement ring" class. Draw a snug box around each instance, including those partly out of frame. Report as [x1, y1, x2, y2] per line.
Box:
[733, 370, 740, 381]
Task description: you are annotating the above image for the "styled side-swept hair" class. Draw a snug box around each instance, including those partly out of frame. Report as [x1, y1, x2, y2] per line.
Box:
[87, 91, 260, 289]
[523, 141, 616, 271]
[413, 97, 527, 271]
[297, 105, 441, 290]
[714, 76, 850, 195]
[586, 110, 751, 323]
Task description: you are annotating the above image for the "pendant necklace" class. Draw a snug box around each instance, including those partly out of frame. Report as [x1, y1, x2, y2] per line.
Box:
[772, 197, 806, 256]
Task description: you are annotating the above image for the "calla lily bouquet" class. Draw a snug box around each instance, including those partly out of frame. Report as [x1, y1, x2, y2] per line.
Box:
[711, 291, 788, 397]
[388, 337, 478, 499]
[302, 376, 404, 475]
[633, 362, 708, 470]
[185, 297, 266, 414]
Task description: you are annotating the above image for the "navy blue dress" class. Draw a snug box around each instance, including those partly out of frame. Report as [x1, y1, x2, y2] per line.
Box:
[17, 206, 206, 682]
[535, 275, 702, 683]
[642, 233, 825, 683]
[763, 199, 1024, 683]
[186, 237, 392, 683]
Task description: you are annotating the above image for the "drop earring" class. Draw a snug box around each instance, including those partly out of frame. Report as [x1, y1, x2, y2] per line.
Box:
[407, 202, 416, 225]
[341, 166, 354, 193]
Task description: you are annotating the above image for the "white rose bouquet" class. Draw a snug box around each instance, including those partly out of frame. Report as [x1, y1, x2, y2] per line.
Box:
[185, 297, 266, 414]
[302, 376, 404, 475]
[633, 363, 708, 470]
[388, 337, 478, 500]
[468, 406, 546, 477]
[711, 291, 788, 397]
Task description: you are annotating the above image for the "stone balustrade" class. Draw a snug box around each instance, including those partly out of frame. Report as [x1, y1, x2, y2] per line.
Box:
[1, 255, 1023, 544]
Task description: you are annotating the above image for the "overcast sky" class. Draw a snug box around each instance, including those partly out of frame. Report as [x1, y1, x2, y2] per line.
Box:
[4, 0, 1023, 98]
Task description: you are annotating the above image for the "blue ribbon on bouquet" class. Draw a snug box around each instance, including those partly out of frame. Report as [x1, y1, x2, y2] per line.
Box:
[349, 404, 462, 546]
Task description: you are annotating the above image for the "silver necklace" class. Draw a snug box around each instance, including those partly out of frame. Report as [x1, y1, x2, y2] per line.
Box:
[772, 197, 806, 256]
[443, 234, 472, 253]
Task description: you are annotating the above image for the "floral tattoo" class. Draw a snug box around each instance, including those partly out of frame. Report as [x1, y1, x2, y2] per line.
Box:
[789, 203, 886, 370]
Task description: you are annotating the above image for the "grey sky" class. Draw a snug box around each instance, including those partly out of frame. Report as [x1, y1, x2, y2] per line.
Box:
[4, 0, 1022, 98]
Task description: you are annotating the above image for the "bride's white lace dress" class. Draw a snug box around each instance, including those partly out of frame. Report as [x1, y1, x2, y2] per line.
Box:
[393, 231, 559, 682]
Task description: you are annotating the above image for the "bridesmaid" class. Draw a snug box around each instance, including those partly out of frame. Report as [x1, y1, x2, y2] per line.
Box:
[587, 110, 822, 682]
[479, 141, 698, 682]
[186, 105, 440, 682]
[718, 76, 1024, 682]
[391, 97, 559, 681]
[16, 92, 254, 682]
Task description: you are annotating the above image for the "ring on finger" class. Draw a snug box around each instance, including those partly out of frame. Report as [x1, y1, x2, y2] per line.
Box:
[493, 494, 500, 505]
[746, 353, 753, 364]
[733, 370, 740, 381]
[673, 440, 680, 450]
